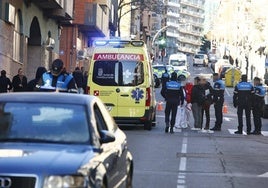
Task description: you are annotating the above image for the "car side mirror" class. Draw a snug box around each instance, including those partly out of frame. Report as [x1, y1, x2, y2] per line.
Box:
[100, 130, 115, 144]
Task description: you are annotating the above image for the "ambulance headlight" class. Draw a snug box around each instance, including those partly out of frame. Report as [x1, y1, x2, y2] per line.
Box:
[43, 175, 86, 188]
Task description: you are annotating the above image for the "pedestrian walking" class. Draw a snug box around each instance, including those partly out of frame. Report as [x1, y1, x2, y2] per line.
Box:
[200, 78, 213, 130]
[210, 73, 225, 131]
[251, 77, 265, 135]
[233, 74, 254, 134]
[12, 68, 27, 92]
[164, 72, 184, 133]
[72, 67, 84, 94]
[0, 70, 12, 93]
[27, 67, 47, 91]
[191, 76, 205, 129]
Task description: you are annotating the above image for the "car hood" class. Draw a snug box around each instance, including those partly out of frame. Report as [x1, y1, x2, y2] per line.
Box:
[0, 143, 96, 174]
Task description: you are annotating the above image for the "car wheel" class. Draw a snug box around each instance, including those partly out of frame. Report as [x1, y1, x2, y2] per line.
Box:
[178, 75, 186, 82]
[152, 113, 156, 127]
[126, 169, 133, 188]
[144, 120, 152, 130]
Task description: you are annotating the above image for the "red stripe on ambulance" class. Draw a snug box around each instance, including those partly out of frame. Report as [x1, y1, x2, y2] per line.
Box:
[93, 53, 144, 61]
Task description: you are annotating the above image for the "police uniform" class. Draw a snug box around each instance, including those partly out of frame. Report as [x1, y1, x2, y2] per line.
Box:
[252, 84, 265, 134]
[211, 79, 225, 131]
[41, 72, 77, 93]
[233, 80, 254, 134]
[164, 72, 184, 133]
[160, 71, 170, 99]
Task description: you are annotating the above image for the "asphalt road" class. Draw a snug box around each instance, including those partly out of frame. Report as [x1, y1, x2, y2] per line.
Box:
[122, 62, 268, 188]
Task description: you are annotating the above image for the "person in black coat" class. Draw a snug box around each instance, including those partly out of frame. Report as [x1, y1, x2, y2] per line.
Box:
[0, 70, 12, 93]
[27, 67, 47, 91]
[12, 68, 27, 92]
[72, 67, 84, 94]
[191, 76, 205, 129]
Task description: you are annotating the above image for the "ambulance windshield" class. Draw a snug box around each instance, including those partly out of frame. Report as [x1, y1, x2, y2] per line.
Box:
[93, 61, 144, 86]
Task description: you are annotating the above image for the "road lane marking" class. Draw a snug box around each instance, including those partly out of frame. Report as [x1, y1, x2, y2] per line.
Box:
[177, 134, 188, 188]
[258, 172, 268, 177]
[225, 88, 231, 97]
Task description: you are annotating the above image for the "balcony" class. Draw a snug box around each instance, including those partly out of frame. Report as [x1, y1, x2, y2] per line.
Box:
[180, 9, 204, 19]
[180, 0, 204, 11]
[167, 1, 181, 8]
[79, 3, 109, 37]
[166, 31, 179, 38]
[166, 11, 180, 18]
[32, 0, 73, 22]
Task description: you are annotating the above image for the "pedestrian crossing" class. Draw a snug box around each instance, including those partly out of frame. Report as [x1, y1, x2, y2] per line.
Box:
[171, 127, 268, 136]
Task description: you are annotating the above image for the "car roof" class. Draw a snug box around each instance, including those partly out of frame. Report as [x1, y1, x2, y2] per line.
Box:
[0, 92, 96, 105]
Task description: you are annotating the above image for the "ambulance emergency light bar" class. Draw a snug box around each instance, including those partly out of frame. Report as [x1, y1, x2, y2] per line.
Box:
[94, 40, 144, 47]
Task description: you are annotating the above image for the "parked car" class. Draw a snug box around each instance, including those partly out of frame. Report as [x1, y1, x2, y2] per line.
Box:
[0, 92, 133, 188]
[193, 54, 208, 67]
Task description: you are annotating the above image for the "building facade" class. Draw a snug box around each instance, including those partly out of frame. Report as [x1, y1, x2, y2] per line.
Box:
[0, 0, 73, 79]
[59, 0, 118, 72]
[177, 0, 205, 54]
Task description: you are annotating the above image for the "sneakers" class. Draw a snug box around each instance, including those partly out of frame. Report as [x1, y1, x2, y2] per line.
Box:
[234, 130, 242, 134]
[210, 127, 221, 131]
[251, 131, 262, 135]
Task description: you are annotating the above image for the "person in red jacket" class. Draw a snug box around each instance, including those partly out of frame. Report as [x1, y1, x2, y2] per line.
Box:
[184, 81, 194, 127]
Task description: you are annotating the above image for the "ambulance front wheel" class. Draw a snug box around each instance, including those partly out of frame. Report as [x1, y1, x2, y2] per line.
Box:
[144, 120, 152, 130]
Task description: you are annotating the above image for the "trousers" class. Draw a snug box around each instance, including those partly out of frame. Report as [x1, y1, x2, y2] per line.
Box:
[165, 101, 178, 127]
[237, 105, 251, 133]
[192, 103, 202, 128]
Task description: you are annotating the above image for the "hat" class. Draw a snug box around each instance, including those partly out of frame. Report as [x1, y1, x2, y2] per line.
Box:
[52, 59, 63, 76]
[170, 72, 177, 81]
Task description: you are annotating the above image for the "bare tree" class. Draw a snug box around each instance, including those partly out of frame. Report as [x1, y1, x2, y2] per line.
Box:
[117, 0, 164, 37]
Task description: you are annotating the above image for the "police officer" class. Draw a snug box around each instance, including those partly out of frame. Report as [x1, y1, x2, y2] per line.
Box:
[164, 72, 184, 133]
[160, 68, 170, 99]
[233, 74, 254, 134]
[210, 73, 225, 131]
[251, 77, 265, 135]
[40, 59, 77, 93]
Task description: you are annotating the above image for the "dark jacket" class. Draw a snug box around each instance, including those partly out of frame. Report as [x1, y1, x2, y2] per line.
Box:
[12, 74, 27, 92]
[212, 79, 225, 104]
[27, 67, 47, 91]
[164, 80, 184, 105]
[72, 70, 84, 88]
[191, 84, 205, 106]
[202, 81, 213, 109]
[0, 75, 12, 93]
[252, 84, 265, 109]
[233, 81, 254, 107]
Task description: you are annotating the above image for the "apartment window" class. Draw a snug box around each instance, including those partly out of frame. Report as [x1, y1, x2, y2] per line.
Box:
[13, 9, 23, 63]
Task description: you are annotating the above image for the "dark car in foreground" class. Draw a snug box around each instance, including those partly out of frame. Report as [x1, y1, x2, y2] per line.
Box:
[0, 93, 133, 188]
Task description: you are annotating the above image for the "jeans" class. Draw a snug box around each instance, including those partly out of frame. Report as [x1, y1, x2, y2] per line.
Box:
[192, 103, 202, 128]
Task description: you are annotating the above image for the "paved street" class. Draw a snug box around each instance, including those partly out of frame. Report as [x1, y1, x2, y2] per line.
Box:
[122, 63, 268, 188]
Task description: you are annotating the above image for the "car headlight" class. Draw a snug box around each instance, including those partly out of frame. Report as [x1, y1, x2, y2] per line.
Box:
[44, 175, 86, 188]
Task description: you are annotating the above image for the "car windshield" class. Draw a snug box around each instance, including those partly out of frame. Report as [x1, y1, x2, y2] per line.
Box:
[93, 60, 144, 86]
[153, 66, 166, 73]
[194, 54, 204, 59]
[170, 60, 186, 66]
[0, 102, 90, 144]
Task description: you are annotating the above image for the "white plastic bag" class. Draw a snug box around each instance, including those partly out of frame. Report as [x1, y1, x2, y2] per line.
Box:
[175, 105, 186, 128]
[175, 103, 192, 129]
